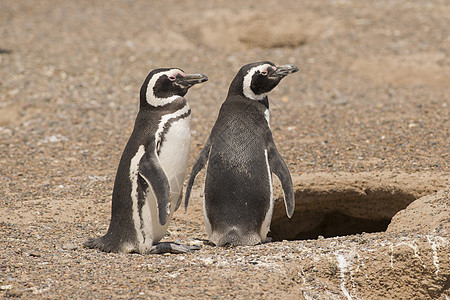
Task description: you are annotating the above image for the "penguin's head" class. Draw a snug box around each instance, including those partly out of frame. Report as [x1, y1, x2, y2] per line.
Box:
[229, 61, 299, 101]
[140, 68, 208, 107]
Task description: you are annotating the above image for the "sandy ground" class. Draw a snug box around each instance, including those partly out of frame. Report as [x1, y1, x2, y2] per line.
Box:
[0, 0, 449, 299]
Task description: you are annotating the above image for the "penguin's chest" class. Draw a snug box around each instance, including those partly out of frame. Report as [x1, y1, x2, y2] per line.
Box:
[157, 117, 191, 186]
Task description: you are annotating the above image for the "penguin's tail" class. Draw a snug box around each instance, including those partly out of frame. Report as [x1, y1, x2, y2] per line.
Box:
[213, 228, 262, 247]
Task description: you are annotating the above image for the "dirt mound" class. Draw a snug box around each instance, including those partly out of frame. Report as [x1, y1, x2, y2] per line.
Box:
[387, 189, 450, 235]
[271, 173, 450, 299]
[189, 10, 338, 50]
[350, 52, 450, 90]
[271, 172, 449, 240]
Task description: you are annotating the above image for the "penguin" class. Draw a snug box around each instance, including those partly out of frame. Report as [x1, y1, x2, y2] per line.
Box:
[85, 68, 208, 254]
[184, 61, 298, 247]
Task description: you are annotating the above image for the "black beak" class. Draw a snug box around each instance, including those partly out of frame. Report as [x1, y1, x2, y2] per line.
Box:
[271, 64, 299, 78]
[180, 73, 208, 87]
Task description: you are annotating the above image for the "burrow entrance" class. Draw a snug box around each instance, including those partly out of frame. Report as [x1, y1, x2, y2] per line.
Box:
[269, 173, 443, 241]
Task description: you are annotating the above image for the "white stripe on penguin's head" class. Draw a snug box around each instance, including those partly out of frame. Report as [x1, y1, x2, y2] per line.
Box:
[242, 63, 274, 101]
[146, 69, 186, 107]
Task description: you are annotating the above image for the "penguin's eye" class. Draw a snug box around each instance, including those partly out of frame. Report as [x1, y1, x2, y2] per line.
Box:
[168, 76, 176, 81]
[261, 70, 268, 76]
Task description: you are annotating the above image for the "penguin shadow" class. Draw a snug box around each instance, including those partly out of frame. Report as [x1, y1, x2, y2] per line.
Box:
[193, 238, 241, 248]
[193, 237, 253, 249]
[147, 242, 201, 254]
[194, 238, 277, 248]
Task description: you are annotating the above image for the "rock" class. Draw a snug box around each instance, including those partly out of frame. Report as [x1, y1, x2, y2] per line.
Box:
[62, 243, 78, 250]
[0, 285, 13, 291]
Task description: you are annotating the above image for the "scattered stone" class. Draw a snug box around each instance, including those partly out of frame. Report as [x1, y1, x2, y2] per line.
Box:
[62, 243, 78, 251]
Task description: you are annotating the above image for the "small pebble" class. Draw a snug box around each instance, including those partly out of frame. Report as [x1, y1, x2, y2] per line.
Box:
[62, 243, 78, 250]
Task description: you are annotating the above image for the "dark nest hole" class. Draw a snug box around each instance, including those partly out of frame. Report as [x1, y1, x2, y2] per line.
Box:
[269, 187, 419, 241]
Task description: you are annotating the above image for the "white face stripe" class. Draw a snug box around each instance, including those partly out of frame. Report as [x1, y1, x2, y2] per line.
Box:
[146, 69, 186, 106]
[242, 64, 273, 100]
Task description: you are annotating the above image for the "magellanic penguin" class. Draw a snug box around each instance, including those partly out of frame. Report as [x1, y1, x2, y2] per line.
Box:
[185, 61, 298, 247]
[85, 68, 207, 254]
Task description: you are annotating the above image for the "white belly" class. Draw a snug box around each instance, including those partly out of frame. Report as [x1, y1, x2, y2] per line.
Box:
[158, 117, 191, 197]
[151, 117, 191, 241]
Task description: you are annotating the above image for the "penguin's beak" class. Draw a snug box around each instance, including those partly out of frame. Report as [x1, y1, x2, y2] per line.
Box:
[271, 64, 299, 78]
[180, 73, 208, 88]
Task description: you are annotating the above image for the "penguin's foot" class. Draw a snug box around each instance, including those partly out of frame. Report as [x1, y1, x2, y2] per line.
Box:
[84, 237, 116, 253]
[147, 242, 201, 254]
[84, 236, 132, 253]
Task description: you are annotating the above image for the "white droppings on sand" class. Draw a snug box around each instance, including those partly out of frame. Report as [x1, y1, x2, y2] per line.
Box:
[335, 249, 360, 300]
[426, 235, 448, 275]
[390, 243, 394, 268]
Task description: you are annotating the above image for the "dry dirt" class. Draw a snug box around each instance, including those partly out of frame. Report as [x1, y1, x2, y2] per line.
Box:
[1, 0, 449, 299]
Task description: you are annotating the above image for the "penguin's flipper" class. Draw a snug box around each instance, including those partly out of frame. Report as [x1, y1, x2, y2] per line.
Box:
[267, 145, 295, 218]
[138, 148, 171, 226]
[184, 138, 212, 210]
[147, 242, 201, 254]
